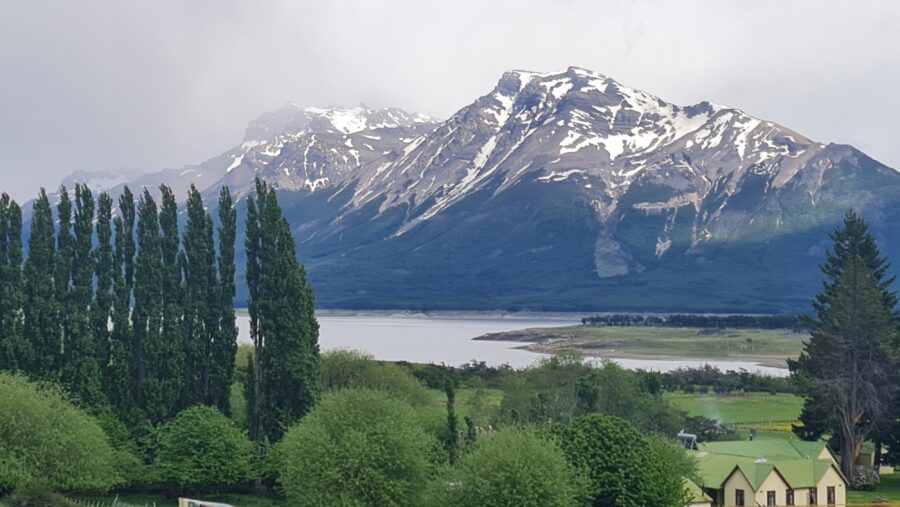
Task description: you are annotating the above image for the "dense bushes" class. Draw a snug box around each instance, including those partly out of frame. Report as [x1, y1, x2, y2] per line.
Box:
[557, 414, 689, 506]
[152, 406, 254, 491]
[321, 349, 431, 406]
[425, 428, 586, 507]
[0, 372, 127, 494]
[278, 389, 440, 506]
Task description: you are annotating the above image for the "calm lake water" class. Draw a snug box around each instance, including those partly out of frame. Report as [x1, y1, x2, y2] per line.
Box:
[236, 312, 788, 376]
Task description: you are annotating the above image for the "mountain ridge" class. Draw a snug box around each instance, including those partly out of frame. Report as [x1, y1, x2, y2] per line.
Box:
[41, 67, 900, 312]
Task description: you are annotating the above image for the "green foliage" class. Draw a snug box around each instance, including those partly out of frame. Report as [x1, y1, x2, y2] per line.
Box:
[93, 193, 115, 400]
[425, 428, 587, 507]
[22, 189, 58, 380]
[2, 487, 76, 507]
[277, 389, 439, 506]
[557, 414, 686, 507]
[0, 372, 125, 493]
[157, 185, 185, 418]
[133, 189, 164, 424]
[153, 405, 253, 490]
[213, 186, 238, 414]
[106, 189, 136, 419]
[246, 179, 320, 444]
[0, 193, 29, 373]
[321, 349, 430, 406]
[499, 352, 682, 434]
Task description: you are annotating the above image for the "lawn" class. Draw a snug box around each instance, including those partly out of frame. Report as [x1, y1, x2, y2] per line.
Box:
[72, 493, 283, 506]
[480, 326, 807, 365]
[666, 391, 804, 434]
[847, 473, 900, 504]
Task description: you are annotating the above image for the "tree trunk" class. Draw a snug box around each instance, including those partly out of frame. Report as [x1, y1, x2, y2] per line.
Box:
[841, 432, 858, 479]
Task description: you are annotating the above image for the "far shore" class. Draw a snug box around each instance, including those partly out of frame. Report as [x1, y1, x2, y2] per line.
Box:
[235, 307, 586, 321]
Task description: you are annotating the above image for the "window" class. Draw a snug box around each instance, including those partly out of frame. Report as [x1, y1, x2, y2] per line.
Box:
[827, 486, 836, 505]
[736, 489, 745, 506]
[809, 487, 818, 505]
[786, 489, 795, 505]
[767, 490, 776, 507]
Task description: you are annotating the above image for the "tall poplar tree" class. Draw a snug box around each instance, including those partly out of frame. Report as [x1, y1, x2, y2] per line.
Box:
[61, 184, 104, 407]
[108, 209, 135, 417]
[93, 193, 115, 392]
[158, 185, 185, 418]
[133, 189, 164, 423]
[0, 194, 29, 372]
[246, 179, 320, 443]
[23, 189, 58, 379]
[55, 188, 74, 378]
[212, 186, 238, 414]
[181, 185, 214, 407]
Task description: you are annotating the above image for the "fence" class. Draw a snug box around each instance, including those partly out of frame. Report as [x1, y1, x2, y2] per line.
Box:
[70, 496, 156, 507]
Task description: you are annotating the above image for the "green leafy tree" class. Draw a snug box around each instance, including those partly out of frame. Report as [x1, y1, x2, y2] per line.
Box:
[212, 186, 238, 414]
[790, 256, 898, 478]
[153, 405, 253, 491]
[426, 428, 587, 507]
[181, 185, 215, 408]
[60, 184, 104, 407]
[320, 349, 430, 406]
[277, 389, 439, 506]
[93, 193, 115, 395]
[158, 185, 185, 418]
[246, 179, 320, 443]
[106, 189, 136, 418]
[22, 189, 58, 380]
[0, 372, 127, 493]
[133, 189, 164, 423]
[444, 382, 459, 464]
[557, 414, 686, 506]
[0, 194, 29, 373]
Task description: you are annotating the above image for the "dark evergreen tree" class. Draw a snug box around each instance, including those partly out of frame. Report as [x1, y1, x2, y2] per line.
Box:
[60, 184, 104, 407]
[93, 193, 115, 393]
[158, 185, 185, 418]
[245, 179, 320, 443]
[133, 189, 164, 423]
[0, 194, 29, 372]
[23, 189, 58, 379]
[212, 186, 237, 414]
[245, 193, 263, 443]
[790, 256, 898, 478]
[181, 185, 215, 407]
[794, 210, 900, 445]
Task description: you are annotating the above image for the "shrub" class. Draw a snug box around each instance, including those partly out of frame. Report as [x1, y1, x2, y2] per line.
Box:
[557, 414, 686, 506]
[153, 405, 253, 490]
[849, 465, 880, 491]
[321, 349, 431, 406]
[425, 428, 587, 506]
[0, 372, 124, 494]
[1, 488, 75, 507]
[278, 389, 439, 506]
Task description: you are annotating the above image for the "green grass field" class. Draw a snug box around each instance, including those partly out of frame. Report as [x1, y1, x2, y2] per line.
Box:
[484, 326, 807, 365]
[847, 473, 900, 504]
[666, 391, 804, 436]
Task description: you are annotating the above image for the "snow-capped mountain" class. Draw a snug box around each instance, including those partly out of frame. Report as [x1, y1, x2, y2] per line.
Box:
[43, 68, 900, 312]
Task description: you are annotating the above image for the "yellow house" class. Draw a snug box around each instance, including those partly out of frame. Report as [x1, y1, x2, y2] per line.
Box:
[693, 440, 848, 507]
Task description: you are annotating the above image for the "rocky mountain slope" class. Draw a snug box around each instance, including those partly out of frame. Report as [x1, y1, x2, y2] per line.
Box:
[50, 68, 900, 312]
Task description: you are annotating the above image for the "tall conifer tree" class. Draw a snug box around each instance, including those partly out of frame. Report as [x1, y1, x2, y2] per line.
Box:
[23, 189, 58, 379]
[133, 189, 164, 423]
[108, 210, 135, 417]
[181, 185, 214, 407]
[55, 188, 74, 378]
[0, 194, 29, 372]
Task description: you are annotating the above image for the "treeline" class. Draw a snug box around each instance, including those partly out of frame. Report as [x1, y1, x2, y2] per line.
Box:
[0, 180, 318, 443]
[580, 312, 806, 330]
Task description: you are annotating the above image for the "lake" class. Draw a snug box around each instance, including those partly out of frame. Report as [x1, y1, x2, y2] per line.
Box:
[236, 312, 788, 376]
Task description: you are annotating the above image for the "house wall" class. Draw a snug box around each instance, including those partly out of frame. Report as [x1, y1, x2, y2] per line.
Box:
[814, 466, 846, 506]
[753, 470, 789, 507]
[722, 469, 754, 507]
[818, 448, 837, 466]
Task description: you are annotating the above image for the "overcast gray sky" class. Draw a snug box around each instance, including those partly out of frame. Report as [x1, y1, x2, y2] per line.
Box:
[1, 0, 898, 201]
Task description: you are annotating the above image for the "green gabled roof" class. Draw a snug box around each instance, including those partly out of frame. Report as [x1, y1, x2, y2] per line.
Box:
[683, 478, 712, 503]
[698, 439, 828, 461]
[693, 439, 844, 491]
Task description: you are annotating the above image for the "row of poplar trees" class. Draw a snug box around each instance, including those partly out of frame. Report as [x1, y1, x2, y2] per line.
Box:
[0, 179, 319, 444]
